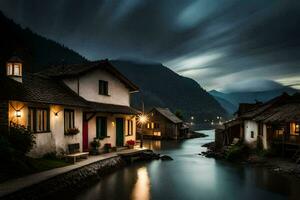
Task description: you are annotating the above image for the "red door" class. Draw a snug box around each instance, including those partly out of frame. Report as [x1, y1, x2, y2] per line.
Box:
[83, 121, 89, 152]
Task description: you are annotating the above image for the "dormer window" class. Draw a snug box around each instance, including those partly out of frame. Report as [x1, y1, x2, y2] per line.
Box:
[7, 62, 22, 76]
[6, 55, 23, 83]
[99, 80, 108, 95]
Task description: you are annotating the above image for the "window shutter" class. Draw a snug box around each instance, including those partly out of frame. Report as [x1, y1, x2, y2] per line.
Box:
[101, 117, 107, 137]
[96, 117, 101, 138]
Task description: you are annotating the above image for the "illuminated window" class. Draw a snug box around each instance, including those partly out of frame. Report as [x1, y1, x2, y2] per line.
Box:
[151, 122, 154, 129]
[14, 64, 21, 76]
[296, 123, 300, 133]
[290, 123, 300, 136]
[153, 131, 161, 136]
[6, 63, 22, 76]
[127, 120, 133, 136]
[28, 108, 50, 133]
[147, 123, 150, 129]
[7, 63, 13, 75]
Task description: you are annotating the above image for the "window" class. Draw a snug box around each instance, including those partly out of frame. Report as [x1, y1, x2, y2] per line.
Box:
[14, 64, 21, 76]
[28, 108, 50, 133]
[99, 80, 108, 95]
[7, 63, 13, 75]
[6, 63, 21, 76]
[153, 131, 161, 136]
[127, 120, 134, 135]
[96, 117, 107, 138]
[154, 123, 160, 129]
[147, 123, 150, 129]
[64, 109, 75, 131]
[295, 123, 300, 133]
[290, 123, 300, 136]
[151, 122, 154, 129]
[250, 131, 254, 138]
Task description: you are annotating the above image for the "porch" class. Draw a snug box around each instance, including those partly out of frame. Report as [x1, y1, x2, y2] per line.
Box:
[83, 101, 138, 151]
[267, 122, 300, 155]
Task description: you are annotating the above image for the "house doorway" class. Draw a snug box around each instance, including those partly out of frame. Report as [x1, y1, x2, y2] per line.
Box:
[83, 121, 89, 152]
[116, 118, 124, 147]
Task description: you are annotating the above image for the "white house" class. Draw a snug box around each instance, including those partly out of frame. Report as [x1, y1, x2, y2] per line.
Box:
[222, 93, 300, 152]
[0, 57, 139, 157]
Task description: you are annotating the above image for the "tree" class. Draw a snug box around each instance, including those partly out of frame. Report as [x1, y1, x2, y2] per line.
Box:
[175, 110, 183, 120]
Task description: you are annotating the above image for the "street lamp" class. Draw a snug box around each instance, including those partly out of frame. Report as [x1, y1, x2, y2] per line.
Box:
[138, 114, 148, 148]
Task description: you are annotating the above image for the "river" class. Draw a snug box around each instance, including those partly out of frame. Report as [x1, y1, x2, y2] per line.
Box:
[70, 130, 300, 200]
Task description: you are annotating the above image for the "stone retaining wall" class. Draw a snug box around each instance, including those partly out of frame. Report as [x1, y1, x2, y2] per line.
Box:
[3, 156, 126, 200]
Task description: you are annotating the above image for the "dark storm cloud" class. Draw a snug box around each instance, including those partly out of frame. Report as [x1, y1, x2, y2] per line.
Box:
[0, 0, 300, 91]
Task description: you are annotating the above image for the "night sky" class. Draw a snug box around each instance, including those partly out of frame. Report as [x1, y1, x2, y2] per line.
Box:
[1, 0, 300, 92]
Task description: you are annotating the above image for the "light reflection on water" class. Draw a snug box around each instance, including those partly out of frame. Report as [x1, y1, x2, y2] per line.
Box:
[71, 130, 300, 200]
[131, 167, 150, 200]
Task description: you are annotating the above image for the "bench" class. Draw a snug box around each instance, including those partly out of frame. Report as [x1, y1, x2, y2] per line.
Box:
[65, 143, 89, 164]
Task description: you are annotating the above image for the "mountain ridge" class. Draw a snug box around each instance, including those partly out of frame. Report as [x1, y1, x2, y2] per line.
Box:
[112, 60, 228, 123]
[209, 86, 299, 114]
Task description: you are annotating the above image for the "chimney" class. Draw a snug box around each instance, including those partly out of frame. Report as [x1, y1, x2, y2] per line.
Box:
[6, 55, 23, 83]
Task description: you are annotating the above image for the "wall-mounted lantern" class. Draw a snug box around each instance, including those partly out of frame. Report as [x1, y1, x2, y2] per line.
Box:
[16, 110, 21, 117]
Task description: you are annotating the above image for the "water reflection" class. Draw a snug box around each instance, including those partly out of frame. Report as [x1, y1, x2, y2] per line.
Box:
[143, 140, 161, 150]
[131, 167, 150, 200]
[69, 130, 300, 200]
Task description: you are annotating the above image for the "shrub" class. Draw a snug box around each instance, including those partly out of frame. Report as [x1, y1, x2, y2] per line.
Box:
[6, 124, 35, 154]
[0, 124, 36, 179]
[225, 144, 248, 161]
[90, 138, 100, 148]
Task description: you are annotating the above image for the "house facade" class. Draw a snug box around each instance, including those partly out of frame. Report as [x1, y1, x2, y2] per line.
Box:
[221, 93, 300, 153]
[1, 57, 139, 157]
[140, 107, 189, 139]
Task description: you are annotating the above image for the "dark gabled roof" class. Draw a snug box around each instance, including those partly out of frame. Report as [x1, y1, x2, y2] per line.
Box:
[7, 55, 23, 63]
[253, 93, 300, 123]
[151, 107, 182, 124]
[254, 103, 300, 123]
[1, 73, 89, 108]
[85, 101, 138, 115]
[39, 60, 139, 92]
[236, 102, 262, 116]
[238, 93, 290, 119]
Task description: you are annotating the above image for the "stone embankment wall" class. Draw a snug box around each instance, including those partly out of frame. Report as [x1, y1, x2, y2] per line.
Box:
[3, 156, 126, 200]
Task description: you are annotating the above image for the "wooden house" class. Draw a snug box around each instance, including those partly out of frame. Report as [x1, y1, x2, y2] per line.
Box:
[220, 93, 300, 154]
[141, 107, 189, 139]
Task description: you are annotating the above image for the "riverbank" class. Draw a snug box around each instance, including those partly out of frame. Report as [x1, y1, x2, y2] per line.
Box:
[201, 142, 300, 179]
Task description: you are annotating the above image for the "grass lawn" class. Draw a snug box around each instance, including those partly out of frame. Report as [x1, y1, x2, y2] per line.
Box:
[0, 157, 70, 183]
[28, 157, 70, 172]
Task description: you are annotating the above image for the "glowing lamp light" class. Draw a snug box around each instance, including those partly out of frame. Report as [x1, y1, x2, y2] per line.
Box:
[16, 110, 21, 117]
[139, 115, 148, 124]
[112, 121, 115, 127]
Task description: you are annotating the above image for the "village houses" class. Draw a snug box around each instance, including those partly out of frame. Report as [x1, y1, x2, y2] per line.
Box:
[218, 93, 300, 155]
[0, 56, 139, 157]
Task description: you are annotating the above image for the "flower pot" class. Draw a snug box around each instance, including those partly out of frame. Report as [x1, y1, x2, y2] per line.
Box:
[128, 144, 134, 149]
[90, 147, 99, 155]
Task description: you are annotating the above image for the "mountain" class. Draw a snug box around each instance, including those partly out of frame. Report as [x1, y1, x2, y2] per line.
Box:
[0, 11, 87, 74]
[112, 60, 228, 123]
[210, 87, 299, 114]
[0, 12, 227, 125]
[213, 96, 237, 114]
